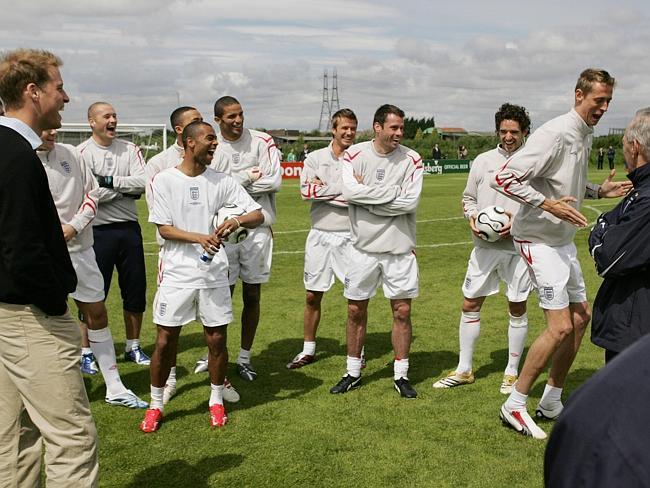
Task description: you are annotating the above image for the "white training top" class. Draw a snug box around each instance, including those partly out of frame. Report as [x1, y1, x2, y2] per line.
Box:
[491, 109, 599, 246]
[300, 142, 349, 232]
[210, 128, 282, 226]
[145, 142, 184, 246]
[462, 144, 525, 252]
[149, 166, 261, 289]
[77, 137, 146, 225]
[342, 141, 423, 255]
[37, 143, 99, 253]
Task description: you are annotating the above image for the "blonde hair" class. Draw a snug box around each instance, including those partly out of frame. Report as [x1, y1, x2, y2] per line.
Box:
[0, 49, 62, 110]
[575, 68, 616, 95]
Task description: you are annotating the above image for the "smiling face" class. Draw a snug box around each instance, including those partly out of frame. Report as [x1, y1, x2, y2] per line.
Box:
[36, 67, 69, 131]
[89, 103, 117, 145]
[332, 116, 358, 152]
[373, 113, 404, 154]
[215, 103, 244, 141]
[575, 82, 613, 127]
[189, 124, 218, 166]
[39, 128, 57, 151]
[498, 119, 526, 154]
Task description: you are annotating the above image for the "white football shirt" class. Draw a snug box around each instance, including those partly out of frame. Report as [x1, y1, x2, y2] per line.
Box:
[150, 166, 261, 288]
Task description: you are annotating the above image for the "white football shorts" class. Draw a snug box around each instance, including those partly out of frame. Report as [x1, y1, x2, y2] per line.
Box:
[224, 226, 272, 286]
[343, 246, 419, 300]
[303, 229, 351, 292]
[69, 247, 105, 303]
[462, 247, 532, 302]
[152, 286, 233, 327]
[515, 240, 587, 310]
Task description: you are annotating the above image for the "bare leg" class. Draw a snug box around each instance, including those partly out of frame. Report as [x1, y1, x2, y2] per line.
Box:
[205, 326, 228, 386]
[547, 301, 590, 388]
[390, 298, 412, 359]
[240, 282, 261, 351]
[346, 299, 368, 358]
[124, 310, 143, 341]
[303, 290, 324, 342]
[150, 326, 181, 388]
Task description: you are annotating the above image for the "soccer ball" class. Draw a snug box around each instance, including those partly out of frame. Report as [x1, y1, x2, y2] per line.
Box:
[213, 204, 249, 244]
[475, 206, 510, 242]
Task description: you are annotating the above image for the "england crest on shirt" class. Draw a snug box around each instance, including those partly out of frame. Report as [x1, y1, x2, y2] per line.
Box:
[376, 168, 385, 181]
[190, 186, 200, 200]
[232, 153, 240, 166]
[60, 160, 71, 174]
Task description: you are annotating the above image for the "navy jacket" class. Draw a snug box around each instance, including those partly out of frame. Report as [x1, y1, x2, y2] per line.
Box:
[589, 162, 650, 353]
[545, 334, 650, 487]
[0, 125, 76, 315]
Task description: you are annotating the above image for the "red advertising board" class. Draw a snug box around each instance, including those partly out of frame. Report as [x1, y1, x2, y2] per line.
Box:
[281, 161, 303, 179]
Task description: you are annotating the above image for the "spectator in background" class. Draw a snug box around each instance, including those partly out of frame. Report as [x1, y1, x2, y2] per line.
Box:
[589, 108, 650, 363]
[607, 145, 616, 169]
[597, 147, 605, 169]
[432, 143, 442, 160]
[298, 143, 310, 162]
[287, 148, 297, 162]
[458, 144, 469, 159]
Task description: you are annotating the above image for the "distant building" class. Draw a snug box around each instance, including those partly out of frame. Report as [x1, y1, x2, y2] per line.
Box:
[436, 127, 468, 140]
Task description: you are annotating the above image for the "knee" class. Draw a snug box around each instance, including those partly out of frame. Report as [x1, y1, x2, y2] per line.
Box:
[242, 286, 260, 307]
[305, 291, 322, 308]
[85, 306, 108, 329]
[508, 301, 527, 317]
[573, 308, 591, 333]
[392, 303, 411, 325]
[462, 298, 482, 313]
[348, 302, 366, 324]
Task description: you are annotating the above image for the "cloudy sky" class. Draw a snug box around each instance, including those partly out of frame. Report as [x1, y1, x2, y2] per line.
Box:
[2, 0, 648, 134]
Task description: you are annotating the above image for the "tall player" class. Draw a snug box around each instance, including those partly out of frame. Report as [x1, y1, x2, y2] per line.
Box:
[203, 96, 282, 382]
[493, 69, 631, 439]
[331, 104, 423, 398]
[38, 129, 147, 408]
[78, 102, 149, 365]
[433, 103, 532, 394]
[140, 121, 262, 432]
[287, 108, 358, 369]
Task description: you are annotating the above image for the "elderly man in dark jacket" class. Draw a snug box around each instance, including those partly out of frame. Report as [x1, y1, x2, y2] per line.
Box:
[589, 107, 650, 362]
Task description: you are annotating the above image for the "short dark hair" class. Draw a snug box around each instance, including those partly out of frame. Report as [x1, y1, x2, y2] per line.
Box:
[495, 103, 531, 134]
[181, 121, 213, 148]
[575, 69, 616, 95]
[213, 96, 240, 118]
[87, 101, 113, 120]
[373, 104, 404, 127]
[331, 108, 358, 129]
[170, 106, 197, 128]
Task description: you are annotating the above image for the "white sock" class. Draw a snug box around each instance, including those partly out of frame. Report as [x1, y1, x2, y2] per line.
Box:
[125, 338, 140, 353]
[393, 357, 409, 380]
[506, 313, 528, 376]
[166, 367, 176, 388]
[81, 347, 92, 356]
[237, 348, 251, 365]
[209, 383, 224, 406]
[457, 311, 480, 374]
[302, 341, 316, 356]
[150, 386, 165, 411]
[88, 327, 127, 397]
[506, 385, 528, 410]
[539, 384, 563, 406]
[361, 346, 366, 359]
[346, 356, 362, 378]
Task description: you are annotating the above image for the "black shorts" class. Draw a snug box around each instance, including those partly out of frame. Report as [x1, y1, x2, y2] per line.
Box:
[92, 221, 146, 313]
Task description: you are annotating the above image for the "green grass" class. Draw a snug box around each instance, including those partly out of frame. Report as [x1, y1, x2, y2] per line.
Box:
[84, 166, 623, 487]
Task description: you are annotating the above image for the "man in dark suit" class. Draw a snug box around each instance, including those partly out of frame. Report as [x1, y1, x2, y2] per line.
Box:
[0, 49, 98, 487]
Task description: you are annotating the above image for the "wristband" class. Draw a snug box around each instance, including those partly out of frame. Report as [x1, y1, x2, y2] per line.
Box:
[231, 216, 241, 228]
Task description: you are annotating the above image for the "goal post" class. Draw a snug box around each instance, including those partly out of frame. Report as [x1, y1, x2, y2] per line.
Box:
[58, 123, 169, 160]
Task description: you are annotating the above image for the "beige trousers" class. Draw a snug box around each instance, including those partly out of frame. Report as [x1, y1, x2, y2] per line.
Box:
[0, 303, 99, 488]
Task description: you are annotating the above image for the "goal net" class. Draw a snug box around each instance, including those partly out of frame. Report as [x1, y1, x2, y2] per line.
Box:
[58, 123, 169, 160]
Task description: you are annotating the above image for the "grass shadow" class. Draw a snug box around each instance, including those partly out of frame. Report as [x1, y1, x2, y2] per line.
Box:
[125, 454, 244, 488]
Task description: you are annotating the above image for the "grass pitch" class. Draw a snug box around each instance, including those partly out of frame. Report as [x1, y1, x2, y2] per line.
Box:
[86, 167, 621, 487]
